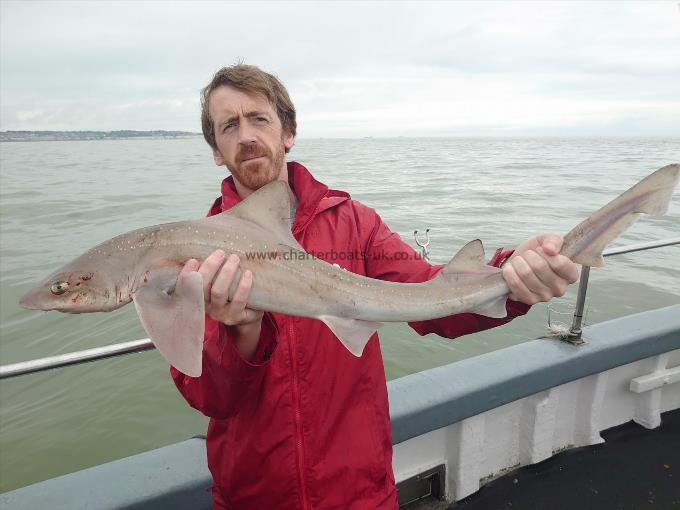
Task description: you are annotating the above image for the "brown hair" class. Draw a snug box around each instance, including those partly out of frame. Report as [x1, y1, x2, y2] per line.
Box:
[201, 64, 297, 152]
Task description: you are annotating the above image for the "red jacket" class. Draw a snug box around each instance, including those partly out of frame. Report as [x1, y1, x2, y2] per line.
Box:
[171, 162, 529, 510]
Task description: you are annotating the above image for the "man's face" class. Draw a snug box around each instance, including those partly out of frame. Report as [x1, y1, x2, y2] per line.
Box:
[208, 85, 294, 192]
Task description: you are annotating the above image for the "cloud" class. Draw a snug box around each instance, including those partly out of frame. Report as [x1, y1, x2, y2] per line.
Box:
[15, 109, 45, 122]
[1, 1, 679, 136]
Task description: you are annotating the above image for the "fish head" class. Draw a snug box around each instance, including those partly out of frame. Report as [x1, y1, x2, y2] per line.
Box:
[19, 263, 123, 313]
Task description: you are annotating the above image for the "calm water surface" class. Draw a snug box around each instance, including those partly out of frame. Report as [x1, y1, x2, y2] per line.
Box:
[1, 137, 679, 491]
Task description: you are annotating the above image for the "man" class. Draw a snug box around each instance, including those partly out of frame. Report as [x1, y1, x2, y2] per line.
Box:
[171, 64, 578, 510]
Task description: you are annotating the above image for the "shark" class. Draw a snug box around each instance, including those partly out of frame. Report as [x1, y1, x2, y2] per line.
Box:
[19, 164, 680, 377]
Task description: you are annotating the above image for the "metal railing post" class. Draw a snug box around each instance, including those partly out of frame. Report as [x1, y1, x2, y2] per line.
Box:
[563, 237, 680, 344]
[567, 266, 590, 344]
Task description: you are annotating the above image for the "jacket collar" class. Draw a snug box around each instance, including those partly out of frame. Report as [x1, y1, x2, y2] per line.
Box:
[215, 161, 349, 232]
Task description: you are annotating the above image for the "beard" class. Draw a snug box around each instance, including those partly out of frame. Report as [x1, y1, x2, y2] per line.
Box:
[225, 138, 286, 191]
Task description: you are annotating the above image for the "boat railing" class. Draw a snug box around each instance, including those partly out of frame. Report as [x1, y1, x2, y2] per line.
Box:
[568, 237, 680, 343]
[1, 237, 678, 380]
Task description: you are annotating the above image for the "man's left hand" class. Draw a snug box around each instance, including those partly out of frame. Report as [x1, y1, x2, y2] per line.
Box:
[502, 233, 579, 305]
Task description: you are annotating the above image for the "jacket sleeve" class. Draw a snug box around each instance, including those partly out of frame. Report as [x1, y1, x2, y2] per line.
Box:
[170, 312, 278, 419]
[362, 206, 530, 339]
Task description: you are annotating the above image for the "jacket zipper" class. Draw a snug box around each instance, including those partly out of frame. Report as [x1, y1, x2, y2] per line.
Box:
[290, 201, 320, 510]
[289, 321, 310, 509]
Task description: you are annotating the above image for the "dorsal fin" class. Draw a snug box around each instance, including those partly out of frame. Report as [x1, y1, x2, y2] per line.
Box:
[437, 239, 507, 318]
[225, 180, 293, 228]
[442, 239, 487, 275]
[208, 180, 301, 247]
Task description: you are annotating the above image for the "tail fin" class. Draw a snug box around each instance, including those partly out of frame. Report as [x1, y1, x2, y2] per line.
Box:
[561, 164, 680, 267]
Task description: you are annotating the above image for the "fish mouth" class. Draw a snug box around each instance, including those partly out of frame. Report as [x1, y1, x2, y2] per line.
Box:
[19, 289, 53, 311]
[19, 287, 74, 312]
[20, 286, 125, 313]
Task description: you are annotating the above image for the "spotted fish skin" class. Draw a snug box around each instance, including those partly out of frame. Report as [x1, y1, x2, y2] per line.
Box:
[19, 164, 680, 376]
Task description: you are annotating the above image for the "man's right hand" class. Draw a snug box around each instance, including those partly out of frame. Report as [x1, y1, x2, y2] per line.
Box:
[182, 250, 264, 360]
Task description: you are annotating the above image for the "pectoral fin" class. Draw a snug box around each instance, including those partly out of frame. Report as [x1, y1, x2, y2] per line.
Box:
[319, 315, 383, 356]
[132, 270, 204, 377]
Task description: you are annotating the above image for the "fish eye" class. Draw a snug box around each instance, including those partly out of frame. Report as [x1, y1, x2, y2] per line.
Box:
[50, 281, 69, 295]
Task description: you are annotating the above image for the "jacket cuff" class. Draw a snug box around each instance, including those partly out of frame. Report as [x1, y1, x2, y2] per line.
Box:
[489, 247, 531, 315]
[489, 247, 514, 267]
[505, 297, 531, 317]
[222, 313, 278, 368]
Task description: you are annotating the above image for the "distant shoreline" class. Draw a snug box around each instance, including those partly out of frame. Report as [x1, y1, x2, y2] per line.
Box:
[2, 131, 678, 142]
[0, 130, 202, 142]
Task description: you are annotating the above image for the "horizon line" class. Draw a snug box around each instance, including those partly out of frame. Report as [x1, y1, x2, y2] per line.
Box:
[1, 130, 679, 140]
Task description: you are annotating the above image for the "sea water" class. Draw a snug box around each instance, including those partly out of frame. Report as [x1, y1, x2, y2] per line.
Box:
[0, 137, 678, 491]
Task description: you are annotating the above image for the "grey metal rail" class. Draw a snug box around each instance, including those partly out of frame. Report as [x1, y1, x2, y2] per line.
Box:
[1, 238, 678, 380]
[602, 237, 680, 257]
[0, 339, 155, 379]
[567, 236, 680, 342]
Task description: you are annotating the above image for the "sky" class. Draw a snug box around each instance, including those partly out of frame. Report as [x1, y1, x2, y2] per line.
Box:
[1, 1, 679, 137]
